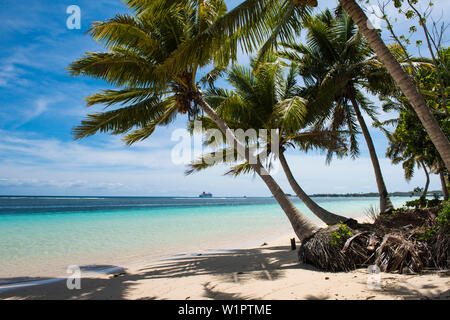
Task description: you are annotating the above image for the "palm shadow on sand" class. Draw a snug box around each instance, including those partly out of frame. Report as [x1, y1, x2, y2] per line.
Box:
[0, 244, 306, 300]
[0, 244, 447, 300]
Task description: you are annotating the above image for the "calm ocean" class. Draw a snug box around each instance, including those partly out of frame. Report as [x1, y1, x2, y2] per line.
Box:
[0, 196, 410, 279]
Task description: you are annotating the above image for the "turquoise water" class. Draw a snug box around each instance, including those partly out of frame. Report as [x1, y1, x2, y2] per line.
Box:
[0, 196, 410, 278]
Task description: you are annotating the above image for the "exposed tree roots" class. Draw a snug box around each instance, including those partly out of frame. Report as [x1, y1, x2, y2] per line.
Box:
[298, 208, 449, 273]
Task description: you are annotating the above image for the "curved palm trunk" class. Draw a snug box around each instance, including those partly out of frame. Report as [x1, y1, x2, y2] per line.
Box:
[420, 161, 430, 199]
[196, 95, 317, 241]
[440, 171, 449, 201]
[278, 151, 348, 225]
[338, 0, 450, 171]
[350, 96, 393, 213]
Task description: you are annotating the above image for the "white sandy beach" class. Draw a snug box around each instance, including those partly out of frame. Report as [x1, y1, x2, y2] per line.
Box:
[1, 233, 448, 300]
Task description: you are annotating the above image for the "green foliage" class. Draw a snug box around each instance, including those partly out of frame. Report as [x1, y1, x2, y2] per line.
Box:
[69, 1, 232, 144]
[376, 0, 449, 184]
[405, 198, 424, 209]
[186, 53, 348, 176]
[380, 48, 449, 188]
[437, 201, 450, 230]
[416, 227, 436, 241]
[278, 10, 392, 163]
[391, 207, 406, 215]
[413, 186, 423, 195]
[428, 198, 441, 207]
[330, 222, 352, 246]
[415, 201, 450, 240]
[137, 0, 315, 79]
[405, 197, 441, 209]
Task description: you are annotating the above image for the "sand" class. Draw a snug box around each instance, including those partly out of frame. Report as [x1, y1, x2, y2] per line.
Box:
[0, 234, 448, 300]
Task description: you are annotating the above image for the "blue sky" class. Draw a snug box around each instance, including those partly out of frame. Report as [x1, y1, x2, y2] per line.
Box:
[0, 0, 448, 196]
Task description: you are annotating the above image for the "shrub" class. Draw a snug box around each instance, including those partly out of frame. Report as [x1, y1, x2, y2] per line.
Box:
[427, 198, 441, 207]
[437, 201, 450, 231]
[405, 197, 427, 208]
[405, 197, 442, 209]
[330, 222, 353, 246]
[417, 228, 437, 241]
[416, 201, 450, 240]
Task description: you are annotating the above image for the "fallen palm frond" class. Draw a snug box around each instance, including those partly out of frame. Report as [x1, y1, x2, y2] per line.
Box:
[431, 232, 450, 269]
[299, 206, 449, 273]
[374, 233, 423, 273]
[299, 226, 370, 272]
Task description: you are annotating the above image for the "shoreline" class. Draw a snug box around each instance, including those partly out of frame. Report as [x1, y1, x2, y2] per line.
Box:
[0, 214, 362, 293]
[0, 229, 295, 293]
[1, 212, 448, 300]
[1, 230, 448, 300]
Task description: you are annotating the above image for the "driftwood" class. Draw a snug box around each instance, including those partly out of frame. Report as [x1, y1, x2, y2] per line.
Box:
[290, 238, 297, 250]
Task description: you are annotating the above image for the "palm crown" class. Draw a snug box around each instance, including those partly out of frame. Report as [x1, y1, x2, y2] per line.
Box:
[187, 54, 348, 175]
[279, 10, 389, 155]
[68, 1, 230, 145]
[186, 53, 350, 225]
[68, 0, 319, 239]
[278, 9, 398, 212]
[143, 0, 450, 173]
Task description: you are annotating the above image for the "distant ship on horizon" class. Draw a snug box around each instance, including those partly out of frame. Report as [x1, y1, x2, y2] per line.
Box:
[199, 192, 213, 198]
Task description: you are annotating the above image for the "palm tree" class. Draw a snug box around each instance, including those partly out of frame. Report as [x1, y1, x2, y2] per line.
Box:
[377, 99, 448, 202]
[386, 134, 431, 199]
[68, 1, 317, 241]
[187, 56, 350, 225]
[336, 0, 450, 170]
[160, 0, 450, 170]
[440, 171, 449, 201]
[279, 10, 394, 213]
[375, 46, 449, 201]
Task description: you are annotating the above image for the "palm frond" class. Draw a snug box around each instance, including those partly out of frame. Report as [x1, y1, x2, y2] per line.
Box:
[224, 161, 255, 177]
[88, 14, 161, 57]
[122, 102, 178, 145]
[274, 96, 308, 132]
[185, 146, 241, 175]
[68, 51, 159, 87]
[199, 65, 228, 88]
[73, 95, 169, 139]
[85, 88, 162, 107]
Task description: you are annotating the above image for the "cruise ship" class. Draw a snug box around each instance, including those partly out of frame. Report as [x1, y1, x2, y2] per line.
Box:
[199, 192, 212, 198]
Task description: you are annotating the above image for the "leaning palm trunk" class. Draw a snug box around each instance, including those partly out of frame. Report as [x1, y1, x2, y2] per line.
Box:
[421, 162, 430, 199]
[440, 171, 449, 201]
[195, 94, 317, 241]
[351, 97, 393, 213]
[278, 152, 348, 225]
[338, 0, 450, 171]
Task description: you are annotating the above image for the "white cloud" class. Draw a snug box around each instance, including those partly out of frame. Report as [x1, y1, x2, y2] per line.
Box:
[0, 63, 29, 88]
[0, 133, 174, 170]
[19, 98, 50, 124]
[0, 129, 442, 197]
[0, 178, 124, 190]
